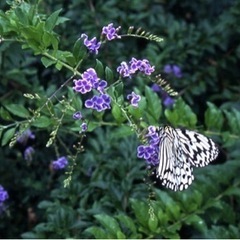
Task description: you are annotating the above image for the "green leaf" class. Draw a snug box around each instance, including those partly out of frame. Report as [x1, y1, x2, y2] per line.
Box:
[148, 214, 158, 232]
[111, 104, 126, 123]
[15, 7, 29, 25]
[32, 116, 52, 128]
[0, 107, 13, 121]
[185, 214, 207, 232]
[45, 9, 62, 32]
[42, 31, 52, 48]
[224, 109, 240, 134]
[4, 104, 30, 118]
[144, 86, 162, 124]
[165, 98, 197, 127]
[111, 125, 133, 139]
[95, 59, 104, 77]
[73, 38, 86, 61]
[41, 57, 56, 68]
[116, 214, 137, 235]
[21, 232, 37, 239]
[131, 199, 149, 227]
[94, 214, 121, 236]
[1, 127, 16, 146]
[205, 102, 223, 131]
[85, 226, 107, 239]
[105, 66, 114, 83]
[38, 200, 54, 209]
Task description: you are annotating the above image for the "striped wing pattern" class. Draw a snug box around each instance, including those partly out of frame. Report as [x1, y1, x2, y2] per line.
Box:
[156, 126, 219, 191]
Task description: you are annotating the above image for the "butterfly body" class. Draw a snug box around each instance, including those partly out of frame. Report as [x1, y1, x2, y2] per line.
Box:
[156, 126, 219, 191]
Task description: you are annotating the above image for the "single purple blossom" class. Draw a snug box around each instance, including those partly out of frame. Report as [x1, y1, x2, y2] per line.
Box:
[80, 122, 88, 133]
[127, 92, 141, 107]
[85, 94, 111, 112]
[163, 96, 175, 107]
[117, 61, 132, 78]
[0, 185, 9, 203]
[94, 80, 108, 94]
[102, 23, 121, 41]
[24, 146, 35, 161]
[137, 145, 159, 165]
[163, 64, 172, 74]
[73, 111, 83, 120]
[17, 129, 35, 146]
[81, 33, 101, 54]
[151, 83, 161, 92]
[52, 156, 68, 170]
[172, 65, 182, 78]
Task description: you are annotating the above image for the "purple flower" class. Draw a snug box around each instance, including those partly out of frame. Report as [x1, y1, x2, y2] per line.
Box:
[117, 61, 132, 78]
[24, 146, 35, 161]
[102, 23, 121, 41]
[137, 126, 160, 166]
[0, 185, 9, 202]
[73, 111, 83, 120]
[0, 185, 8, 214]
[151, 83, 161, 92]
[81, 33, 101, 54]
[73, 68, 100, 94]
[85, 94, 111, 112]
[127, 92, 141, 107]
[150, 84, 175, 108]
[163, 64, 182, 78]
[17, 129, 35, 146]
[52, 156, 68, 170]
[163, 64, 172, 74]
[172, 65, 182, 78]
[117, 58, 155, 78]
[130, 58, 155, 75]
[81, 122, 88, 132]
[163, 96, 175, 107]
[95, 80, 108, 94]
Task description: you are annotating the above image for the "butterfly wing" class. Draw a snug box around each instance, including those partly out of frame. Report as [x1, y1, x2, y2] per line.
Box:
[157, 126, 194, 191]
[175, 128, 219, 167]
[156, 126, 219, 191]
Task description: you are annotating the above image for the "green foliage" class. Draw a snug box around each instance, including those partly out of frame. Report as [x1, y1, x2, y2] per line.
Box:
[0, 0, 240, 239]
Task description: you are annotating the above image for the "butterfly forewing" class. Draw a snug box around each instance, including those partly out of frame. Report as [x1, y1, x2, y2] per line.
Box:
[156, 126, 219, 191]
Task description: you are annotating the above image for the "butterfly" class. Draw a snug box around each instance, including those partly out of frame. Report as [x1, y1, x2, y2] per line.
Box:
[155, 126, 219, 191]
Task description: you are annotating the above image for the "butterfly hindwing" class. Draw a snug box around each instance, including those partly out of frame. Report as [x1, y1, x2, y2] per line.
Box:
[156, 126, 219, 191]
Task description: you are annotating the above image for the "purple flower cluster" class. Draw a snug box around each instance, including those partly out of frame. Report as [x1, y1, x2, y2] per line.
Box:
[52, 156, 68, 170]
[127, 92, 141, 107]
[164, 64, 182, 78]
[81, 33, 101, 55]
[102, 23, 121, 41]
[137, 126, 160, 165]
[151, 83, 175, 108]
[117, 58, 155, 78]
[0, 185, 9, 214]
[85, 94, 111, 112]
[73, 68, 111, 112]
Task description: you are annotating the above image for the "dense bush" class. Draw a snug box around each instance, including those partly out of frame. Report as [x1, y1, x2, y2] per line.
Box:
[0, 0, 240, 238]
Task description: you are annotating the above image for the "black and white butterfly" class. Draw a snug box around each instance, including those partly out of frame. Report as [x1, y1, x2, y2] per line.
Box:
[155, 126, 219, 191]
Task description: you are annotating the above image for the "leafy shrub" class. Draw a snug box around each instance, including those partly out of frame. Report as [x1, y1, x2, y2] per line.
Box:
[0, 0, 240, 239]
